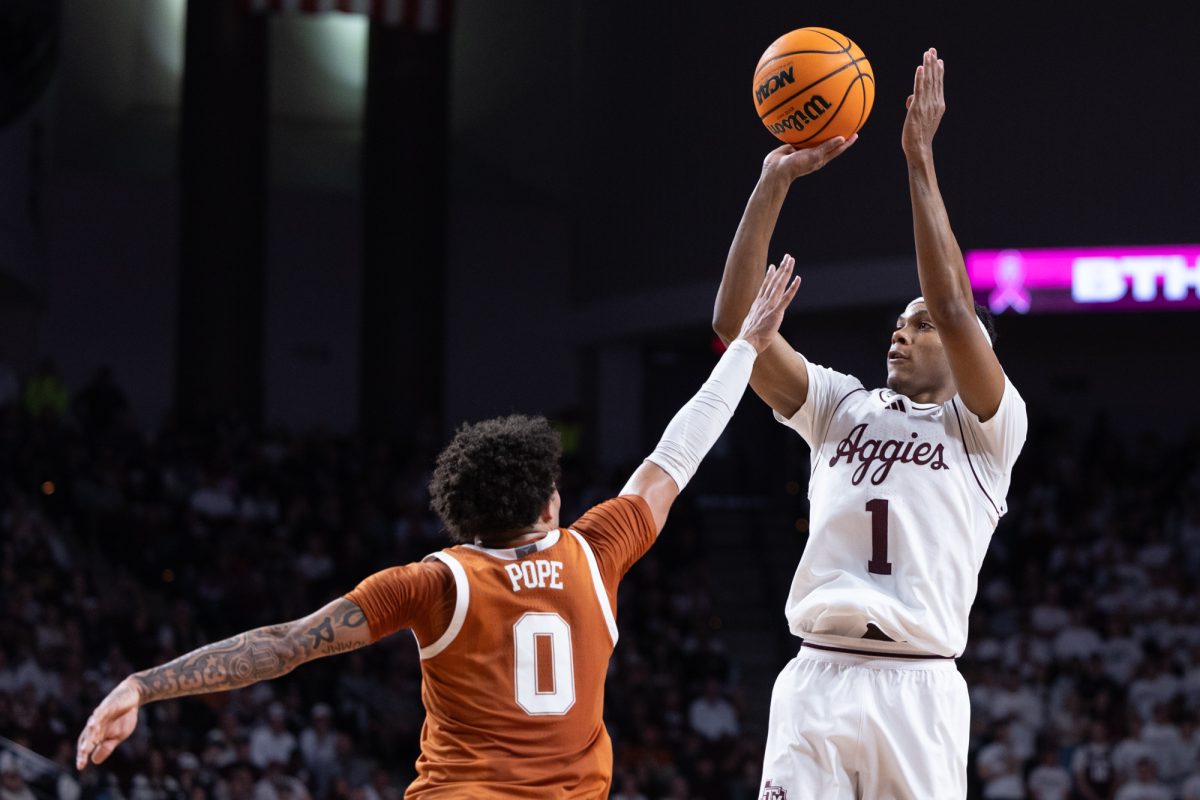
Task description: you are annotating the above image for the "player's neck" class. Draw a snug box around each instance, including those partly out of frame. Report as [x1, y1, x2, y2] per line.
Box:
[475, 523, 556, 550]
[903, 382, 955, 405]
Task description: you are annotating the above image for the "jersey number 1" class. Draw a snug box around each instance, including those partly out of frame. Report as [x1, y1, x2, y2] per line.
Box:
[866, 499, 893, 575]
[513, 613, 576, 715]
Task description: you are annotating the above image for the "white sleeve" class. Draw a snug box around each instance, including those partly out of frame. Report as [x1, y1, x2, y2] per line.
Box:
[636, 338, 757, 492]
[772, 355, 864, 449]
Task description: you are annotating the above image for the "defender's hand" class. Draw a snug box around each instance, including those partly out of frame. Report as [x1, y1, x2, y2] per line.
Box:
[762, 135, 857, 183]
[736, 254, 802, 353]
[902, 47, 945, 157]
[76, 677, 141, 769]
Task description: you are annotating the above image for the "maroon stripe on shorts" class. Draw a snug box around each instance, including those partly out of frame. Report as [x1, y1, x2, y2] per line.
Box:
[800, 640, 956, 660]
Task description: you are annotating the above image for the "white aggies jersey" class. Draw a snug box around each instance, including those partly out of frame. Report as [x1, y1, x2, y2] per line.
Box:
[775, 355, 1028, 657]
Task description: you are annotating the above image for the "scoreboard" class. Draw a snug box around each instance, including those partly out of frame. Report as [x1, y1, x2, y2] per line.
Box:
[966, 245, 1200, 314]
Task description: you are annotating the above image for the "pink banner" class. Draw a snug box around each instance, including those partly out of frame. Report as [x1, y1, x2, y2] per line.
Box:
[965, 245, 1200, 314]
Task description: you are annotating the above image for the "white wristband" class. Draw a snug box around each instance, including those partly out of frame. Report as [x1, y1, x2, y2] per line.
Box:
[630, 338, 758, 492]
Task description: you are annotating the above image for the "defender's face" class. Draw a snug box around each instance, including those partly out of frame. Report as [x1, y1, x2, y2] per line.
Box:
[886, 302, 953, 397]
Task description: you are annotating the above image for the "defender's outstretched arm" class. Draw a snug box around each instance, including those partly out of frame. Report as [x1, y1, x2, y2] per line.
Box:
[76, 597, 371, 770]
[627, 260, 802, 532]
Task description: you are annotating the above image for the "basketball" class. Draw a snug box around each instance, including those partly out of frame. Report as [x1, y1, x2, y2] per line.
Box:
[752, 27, 875, 147]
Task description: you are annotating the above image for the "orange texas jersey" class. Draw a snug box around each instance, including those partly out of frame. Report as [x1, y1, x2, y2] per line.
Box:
[345, 495, 656, 799]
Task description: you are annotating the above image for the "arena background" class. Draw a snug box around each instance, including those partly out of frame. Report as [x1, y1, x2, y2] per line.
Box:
[1, 2, 1197, 799]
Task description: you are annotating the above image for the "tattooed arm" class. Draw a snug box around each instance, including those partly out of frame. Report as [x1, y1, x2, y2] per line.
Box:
[75, 598, 370, 769]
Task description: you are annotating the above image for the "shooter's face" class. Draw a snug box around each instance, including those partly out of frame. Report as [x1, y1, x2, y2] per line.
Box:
[885, 302, 953, 398]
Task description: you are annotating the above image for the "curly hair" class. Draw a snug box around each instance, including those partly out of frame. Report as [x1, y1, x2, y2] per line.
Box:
[429, 415, 562, 545]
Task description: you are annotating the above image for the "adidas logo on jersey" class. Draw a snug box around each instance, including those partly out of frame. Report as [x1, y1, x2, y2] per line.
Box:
[829, 423, 948, 485]
[885, 399, 905, 412]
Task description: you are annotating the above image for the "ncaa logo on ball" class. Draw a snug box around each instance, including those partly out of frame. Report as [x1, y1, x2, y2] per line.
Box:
[755, 66, 795, 105]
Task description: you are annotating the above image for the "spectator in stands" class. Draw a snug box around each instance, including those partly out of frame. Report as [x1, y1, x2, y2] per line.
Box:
[249, 704, 295, 772]
[1071, 720, 1116, 800]
[976, 719, 1026, 799]
[1112, 757, 1170, 800]
[298, 704, 337, 799]
[1140, 703, 1187, 784]
[1026, 745, 1070, 800]
[609, 771, 648, 800]
[688, 677, 739, 743]
[0, 753, 34, 800]
[1181, 769, 1200, 800]
[254, 760, 309, 800]
[1113, 717, 1155, 785]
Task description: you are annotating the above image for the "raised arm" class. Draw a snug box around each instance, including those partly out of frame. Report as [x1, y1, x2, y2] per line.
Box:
[625, 259, 801, 533]
[902, 48, 1004, 420]
[76, 597, 371, 769]
[712, 137, 856, 418]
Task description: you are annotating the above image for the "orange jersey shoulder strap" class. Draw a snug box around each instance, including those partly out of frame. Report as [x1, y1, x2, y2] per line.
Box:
[416, 551, 469, 659]
[565, 529, 619, 646]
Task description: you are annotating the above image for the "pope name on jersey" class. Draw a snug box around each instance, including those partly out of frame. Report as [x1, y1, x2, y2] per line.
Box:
[777, 356, 1028, 657]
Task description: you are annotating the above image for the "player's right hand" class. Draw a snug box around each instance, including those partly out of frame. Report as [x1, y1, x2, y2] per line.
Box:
[901, 48, 945, 158]
[76, 677, 142, 770]
[736, 254, 801, 353]
[762, 134, 857, 182]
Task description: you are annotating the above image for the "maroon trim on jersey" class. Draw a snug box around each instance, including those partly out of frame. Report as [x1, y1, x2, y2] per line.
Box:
[800, 641, 956, 660]
[949, 400, 1001, 517]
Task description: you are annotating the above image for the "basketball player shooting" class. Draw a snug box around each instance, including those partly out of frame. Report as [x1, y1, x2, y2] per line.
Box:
[76, 263, 801, 797]
[712, 49, 1028, 799]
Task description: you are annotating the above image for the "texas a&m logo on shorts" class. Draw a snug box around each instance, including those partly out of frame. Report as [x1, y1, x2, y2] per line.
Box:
[760, 780, 787, 800]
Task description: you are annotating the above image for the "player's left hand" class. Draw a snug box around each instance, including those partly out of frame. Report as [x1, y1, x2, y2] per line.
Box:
[76, 677, 142, 770]
[901, 47, 945, 157]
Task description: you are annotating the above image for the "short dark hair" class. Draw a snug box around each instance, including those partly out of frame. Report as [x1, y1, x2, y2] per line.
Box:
[974, 302, 997, 345]
[429, 414, 561, 545]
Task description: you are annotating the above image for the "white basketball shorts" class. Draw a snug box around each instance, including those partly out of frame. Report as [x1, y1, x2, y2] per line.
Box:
[758, 643, 970, 800]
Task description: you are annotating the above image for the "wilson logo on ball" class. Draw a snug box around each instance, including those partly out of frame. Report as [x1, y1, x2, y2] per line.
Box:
[767, 95, 831, 136]
[755, 66, 796, 105]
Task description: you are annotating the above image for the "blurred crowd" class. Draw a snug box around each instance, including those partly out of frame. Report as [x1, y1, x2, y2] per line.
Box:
[1, 363, 1198, 799]
[960, 414, 1200, 799]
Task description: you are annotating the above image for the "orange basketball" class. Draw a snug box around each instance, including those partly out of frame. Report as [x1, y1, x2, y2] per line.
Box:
[752, 27, 874, 147]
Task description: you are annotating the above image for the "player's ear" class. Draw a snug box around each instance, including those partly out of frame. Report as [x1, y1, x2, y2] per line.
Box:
[540, 488, 561, 523]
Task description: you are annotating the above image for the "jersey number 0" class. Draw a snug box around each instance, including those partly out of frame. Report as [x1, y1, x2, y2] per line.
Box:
[513, 612, 576, 715]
